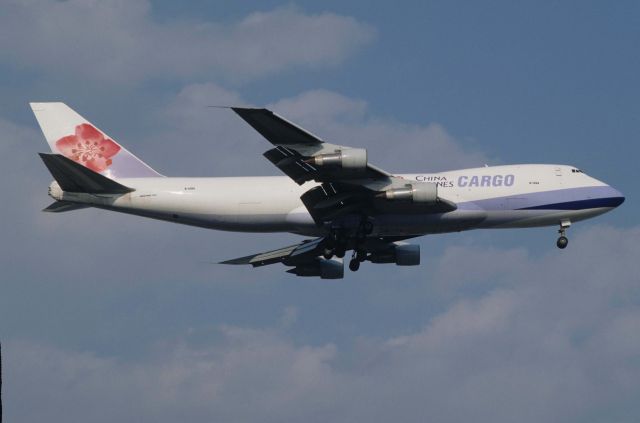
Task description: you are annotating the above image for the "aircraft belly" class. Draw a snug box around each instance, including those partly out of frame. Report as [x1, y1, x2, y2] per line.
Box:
[373, 210, 487, 236]
[479, 207, 613, 229]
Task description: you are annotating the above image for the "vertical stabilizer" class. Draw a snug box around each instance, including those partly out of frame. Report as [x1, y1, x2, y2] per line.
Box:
[30, 102, 162, 179]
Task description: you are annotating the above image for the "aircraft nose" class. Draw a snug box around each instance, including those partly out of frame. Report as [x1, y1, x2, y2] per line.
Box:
[605, 185, 625, 208]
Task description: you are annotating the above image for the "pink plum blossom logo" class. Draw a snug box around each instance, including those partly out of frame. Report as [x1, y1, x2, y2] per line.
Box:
[55, 123, 120, 173]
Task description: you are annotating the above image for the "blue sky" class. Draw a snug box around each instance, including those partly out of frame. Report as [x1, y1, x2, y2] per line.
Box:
[0, 1, 638, 422]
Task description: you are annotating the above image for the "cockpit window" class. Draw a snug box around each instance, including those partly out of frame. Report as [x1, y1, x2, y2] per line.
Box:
[571, 169, 583, 173]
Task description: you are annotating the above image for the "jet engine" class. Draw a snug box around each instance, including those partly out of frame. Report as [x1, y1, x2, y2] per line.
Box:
[287, 258, 344, 279]
[306, 148, 367, 170]
[368, 243, 420, 266]
[378, 183, 438, 204]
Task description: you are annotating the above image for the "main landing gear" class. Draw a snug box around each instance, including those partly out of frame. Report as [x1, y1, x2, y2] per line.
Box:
[556, 220, 571, 249]
[323, 246, 346, 260]
[348, 218, 373, 272]
[326, 218, 374, 272]
[349, 249, 367, 272]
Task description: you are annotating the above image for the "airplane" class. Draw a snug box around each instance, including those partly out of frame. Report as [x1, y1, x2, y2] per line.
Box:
[31, 102, 625, 279]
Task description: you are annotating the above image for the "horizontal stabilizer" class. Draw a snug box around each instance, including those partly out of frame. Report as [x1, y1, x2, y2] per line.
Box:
[43, 201, 90, 213]
[39, 153, 133, 194]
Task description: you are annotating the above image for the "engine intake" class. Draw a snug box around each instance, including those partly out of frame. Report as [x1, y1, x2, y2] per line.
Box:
[378, 183, 438, 204]
[368, 243, 420, 266]
[287, 258, 344, 279]
[307, 148, 367, 170]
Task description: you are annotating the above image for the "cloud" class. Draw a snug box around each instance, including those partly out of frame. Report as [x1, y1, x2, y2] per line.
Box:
[4, 329, 339, 423]
[148, 85, 489, 176]
[4, 224, 640, 423]
[0, 0, 375, 83]
[0, 85, 493, 361]
[0, 83, 491, 326]
[268, 90, 490, 172]
[2, 2, 635, 421]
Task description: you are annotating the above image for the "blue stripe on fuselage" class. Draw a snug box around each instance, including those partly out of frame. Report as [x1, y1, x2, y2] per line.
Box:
[519, 196, 625, 210]
[457, 186, 625, 211]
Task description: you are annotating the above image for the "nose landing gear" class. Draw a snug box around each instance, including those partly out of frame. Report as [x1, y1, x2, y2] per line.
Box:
[556, 220, 571, 249]
[557, 235, 568, 249]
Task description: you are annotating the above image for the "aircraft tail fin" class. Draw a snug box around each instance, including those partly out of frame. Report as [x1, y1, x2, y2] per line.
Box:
[30, 102, 162, 179]
[39, 153, 134, 194]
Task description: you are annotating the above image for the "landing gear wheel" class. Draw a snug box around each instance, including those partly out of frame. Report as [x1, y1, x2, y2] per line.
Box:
[556, 220, 571, 250]
[557, 236, 569, 249]
[335, 247, 346, 258]
[349, 258, 360, 272]
[323, 248, 334, 260]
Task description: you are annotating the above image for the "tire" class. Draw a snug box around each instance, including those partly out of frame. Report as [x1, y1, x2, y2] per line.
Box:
[557, 236, 569, 249]
[335, 247, 346, 258]
[349, 259, 360, 272]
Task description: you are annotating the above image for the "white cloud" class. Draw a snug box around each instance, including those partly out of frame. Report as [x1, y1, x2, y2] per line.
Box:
[0, 0, 374, 83]
[146, 82, 275, 176]
[268, 90, 490, 172]
[149, 86, 489, 176]
[0, 83, 489, 295]
[5, 330, 340, 423]
[5, 224, 640, 423]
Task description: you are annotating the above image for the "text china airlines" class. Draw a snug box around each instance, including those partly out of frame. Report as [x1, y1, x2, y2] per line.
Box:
[414, 174, 515, 188]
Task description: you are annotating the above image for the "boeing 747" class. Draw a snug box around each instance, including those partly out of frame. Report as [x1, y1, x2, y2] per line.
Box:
[32, 103, 624, 278]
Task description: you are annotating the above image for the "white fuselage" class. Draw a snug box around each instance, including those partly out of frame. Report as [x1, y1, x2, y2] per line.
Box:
[50, 164, 624, 237]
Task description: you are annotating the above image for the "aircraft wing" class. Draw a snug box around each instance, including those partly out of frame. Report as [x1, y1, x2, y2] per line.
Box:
[220, 235, 426, 279]
[232, 107, 456, 224]
[220, 237, 345, 279]
[232, 108, 391, 184]
[221, 237, 326, 267]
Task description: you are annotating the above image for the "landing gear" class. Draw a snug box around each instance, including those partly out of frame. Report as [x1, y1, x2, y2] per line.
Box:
[326, 227, 347, 259]
[349, 258, 360, 272]
[556, 219, 571, 249]
[361, 220, 374, 235]
[323, 245, 347, 259]
[328, 218, 373, 272]
[557, 236, 569, 249]
[348, 249, 367, 272]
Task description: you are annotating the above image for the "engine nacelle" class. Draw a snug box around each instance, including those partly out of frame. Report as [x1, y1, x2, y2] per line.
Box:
[378, 183, 437, 204]
[287, 258, 344, 279]
[368, 243, 420, 266]
[307, 148, 367, 170]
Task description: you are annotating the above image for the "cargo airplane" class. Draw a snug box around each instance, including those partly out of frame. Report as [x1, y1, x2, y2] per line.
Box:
[31, 103, 625, 278]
